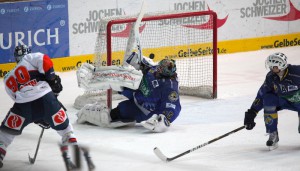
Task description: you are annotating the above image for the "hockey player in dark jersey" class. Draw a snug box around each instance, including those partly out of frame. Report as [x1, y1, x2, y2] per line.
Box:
[244, 52, 300, 148]
[77, 52, 181, 133]
[0, 45, 78, 167]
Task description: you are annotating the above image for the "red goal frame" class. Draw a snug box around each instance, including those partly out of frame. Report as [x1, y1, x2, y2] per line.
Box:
[105, 11, 218, 109]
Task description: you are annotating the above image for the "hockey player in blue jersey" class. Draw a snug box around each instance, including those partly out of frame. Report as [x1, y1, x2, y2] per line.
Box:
[244, 52, 300, 148]
[77, 52, 181, 133]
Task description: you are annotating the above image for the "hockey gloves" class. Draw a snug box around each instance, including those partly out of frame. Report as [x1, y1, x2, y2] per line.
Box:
[47, 75, 63, 94]
[141, 114, 170, 133]
[244, 108, 257, 130]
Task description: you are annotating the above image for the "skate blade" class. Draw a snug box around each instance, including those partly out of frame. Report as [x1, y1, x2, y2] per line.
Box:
[268, 142, 278, 151]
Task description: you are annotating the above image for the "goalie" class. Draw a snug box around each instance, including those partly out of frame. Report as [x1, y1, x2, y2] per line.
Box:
[76, 52, 181, 132]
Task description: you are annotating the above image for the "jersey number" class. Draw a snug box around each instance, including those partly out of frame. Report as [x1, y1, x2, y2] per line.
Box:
[5, 66, 30, 92]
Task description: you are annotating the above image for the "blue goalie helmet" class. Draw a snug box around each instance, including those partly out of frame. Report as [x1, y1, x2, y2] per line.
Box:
[14, 45, 31, 63]
[157, 59, 177, 77]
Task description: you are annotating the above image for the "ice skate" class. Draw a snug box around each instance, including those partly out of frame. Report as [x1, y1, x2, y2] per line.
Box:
[266, 131, 279, 150]
[62, 132, 77, 146]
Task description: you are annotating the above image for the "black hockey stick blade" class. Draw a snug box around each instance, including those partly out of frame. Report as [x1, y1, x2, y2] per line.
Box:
[28, 154, 35, 164]
[153, 126, 245, 162]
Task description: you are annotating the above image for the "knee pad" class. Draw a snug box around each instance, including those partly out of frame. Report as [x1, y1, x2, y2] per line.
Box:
[264, 106, 277, 114]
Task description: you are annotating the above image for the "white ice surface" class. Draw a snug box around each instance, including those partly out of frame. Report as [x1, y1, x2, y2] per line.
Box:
[0, 46, 300, 171]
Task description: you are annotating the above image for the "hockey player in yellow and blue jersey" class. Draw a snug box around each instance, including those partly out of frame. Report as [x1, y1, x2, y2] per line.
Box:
[244, 52, 300, 148]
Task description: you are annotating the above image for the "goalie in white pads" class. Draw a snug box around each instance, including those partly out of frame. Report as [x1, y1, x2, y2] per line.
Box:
[77, 52, 181, 132]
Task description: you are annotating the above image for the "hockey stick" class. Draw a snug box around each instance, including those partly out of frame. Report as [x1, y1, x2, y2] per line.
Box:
[28, 128, 45, 164]
[153, 126, 245, 162]
[134, 0, 146, 64]
[123, 1, 146, 65]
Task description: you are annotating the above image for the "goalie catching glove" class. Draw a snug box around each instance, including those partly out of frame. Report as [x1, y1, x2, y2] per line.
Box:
[141, 114, 170, 133]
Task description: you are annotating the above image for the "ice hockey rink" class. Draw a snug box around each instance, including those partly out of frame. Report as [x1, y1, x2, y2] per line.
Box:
[0, 46, 300, 171]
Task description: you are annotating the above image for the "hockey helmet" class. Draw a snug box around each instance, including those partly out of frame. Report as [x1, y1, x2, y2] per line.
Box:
[14, 45, 31, 63]
[265, 52, 287, 70]
[157, 59, 177, 77]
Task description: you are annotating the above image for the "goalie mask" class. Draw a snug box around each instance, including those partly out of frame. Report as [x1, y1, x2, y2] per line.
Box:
[265, 52, 287, 71]
[14, 45, 31, 63]
[157, 59, 177, 77]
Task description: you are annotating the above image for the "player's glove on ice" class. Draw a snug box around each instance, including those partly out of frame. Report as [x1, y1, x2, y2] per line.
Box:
[244, 108, 257, 130]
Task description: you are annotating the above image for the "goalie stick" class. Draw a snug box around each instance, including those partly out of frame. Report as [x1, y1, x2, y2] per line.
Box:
[134, 0, 146, 64]
[123, 1, 146, 66]
[153, 126, 245, 162]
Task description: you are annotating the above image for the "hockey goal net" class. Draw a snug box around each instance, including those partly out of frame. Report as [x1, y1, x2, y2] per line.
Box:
[74, 10, 217, 110]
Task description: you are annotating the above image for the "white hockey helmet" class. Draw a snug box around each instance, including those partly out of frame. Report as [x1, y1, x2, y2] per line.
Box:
[14, 45, 31, 63]
[265, 52, 288, 70]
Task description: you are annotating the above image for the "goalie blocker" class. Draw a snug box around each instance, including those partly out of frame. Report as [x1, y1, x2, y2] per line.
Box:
[77, 62, 143, 92]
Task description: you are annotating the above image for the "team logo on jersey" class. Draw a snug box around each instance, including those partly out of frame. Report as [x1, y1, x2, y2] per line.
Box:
[52, 108, 67, 126]
[152, 80, 159, 88]
[168, 91, 179, 102]
[288, 85, 298, 92]
[4, 112, 25, 130]
[166, 103, 176, 109]
[264, 115, 274, 126]
[139, 77, 151, 97]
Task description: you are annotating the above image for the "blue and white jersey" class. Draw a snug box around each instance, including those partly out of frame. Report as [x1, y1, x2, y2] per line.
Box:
[4, 52, 56, 103]
[251, 64, 300, 112]
[133, 66, 181, 123]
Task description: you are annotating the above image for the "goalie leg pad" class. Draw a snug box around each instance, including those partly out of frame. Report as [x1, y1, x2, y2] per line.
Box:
[77, 102, 111, 127]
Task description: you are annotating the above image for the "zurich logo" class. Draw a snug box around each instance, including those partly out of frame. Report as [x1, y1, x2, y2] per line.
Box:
[0, 9, 5, 14]
[47, 5, 52, 10]
[24, 6, 29, 12]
